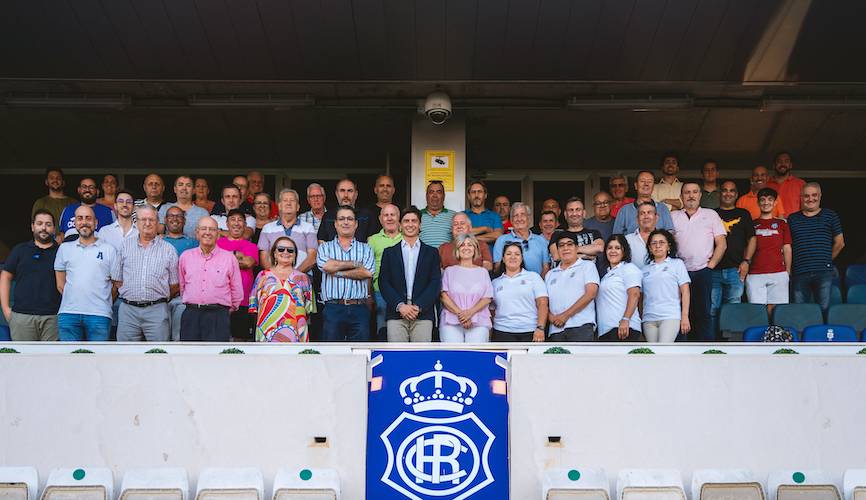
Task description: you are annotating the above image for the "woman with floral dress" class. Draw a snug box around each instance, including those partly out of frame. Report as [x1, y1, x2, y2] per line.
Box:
[250, 236, 312, 342]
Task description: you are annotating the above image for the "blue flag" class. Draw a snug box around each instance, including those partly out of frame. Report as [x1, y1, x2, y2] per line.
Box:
[366, 350, 509, 500]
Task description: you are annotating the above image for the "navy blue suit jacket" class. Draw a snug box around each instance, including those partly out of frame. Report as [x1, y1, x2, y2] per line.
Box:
[379, 241, 441, 322]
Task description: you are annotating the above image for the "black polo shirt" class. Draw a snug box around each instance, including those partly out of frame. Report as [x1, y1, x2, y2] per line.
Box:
[3, 241, 61, 315]
[316, 205, 375, 242]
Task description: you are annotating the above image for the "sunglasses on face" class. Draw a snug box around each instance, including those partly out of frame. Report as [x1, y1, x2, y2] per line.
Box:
[276, 247, 296, 254]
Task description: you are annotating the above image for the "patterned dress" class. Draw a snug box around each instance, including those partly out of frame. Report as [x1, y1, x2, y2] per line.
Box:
[249, 269, 312, 342]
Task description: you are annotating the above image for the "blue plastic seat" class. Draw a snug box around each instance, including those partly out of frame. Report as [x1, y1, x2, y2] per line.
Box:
[827, 304, 866, 333]
[846, 284, 866, 304]
[720, 304, 768, 339]
[801, 324, 859, 342]
[831, 285, 843, 305]
[743, 326, 799, 342]
[771, 303, 823, 333]
[845, 264, 866, 288]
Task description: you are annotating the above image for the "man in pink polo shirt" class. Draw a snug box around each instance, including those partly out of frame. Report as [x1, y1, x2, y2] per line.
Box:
[671, 183, 727, 342]
[178, 216, 244, 342]
[767, 151, 806, 218]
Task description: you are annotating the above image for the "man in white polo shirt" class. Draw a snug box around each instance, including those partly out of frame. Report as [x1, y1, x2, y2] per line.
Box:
[212, 184, 255, 240]
[54, 205, 117, 341]
[545, 231, 600, 342]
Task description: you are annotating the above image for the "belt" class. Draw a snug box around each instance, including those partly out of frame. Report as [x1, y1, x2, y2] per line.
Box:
[184, 303, 229, 310]
[122, 298, 168, 308]
[326, 299, 367, 305]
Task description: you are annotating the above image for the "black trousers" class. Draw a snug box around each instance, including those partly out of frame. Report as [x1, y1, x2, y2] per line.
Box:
[598, 327, 644, 342]
[491, 329, 535, 342]
[180, 307, 230, 342]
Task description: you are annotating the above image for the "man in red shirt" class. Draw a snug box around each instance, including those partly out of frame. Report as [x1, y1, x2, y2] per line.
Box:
[767, 151, 806, 218]
[746, 188, 792, 318]
[609, 174, 634, 218]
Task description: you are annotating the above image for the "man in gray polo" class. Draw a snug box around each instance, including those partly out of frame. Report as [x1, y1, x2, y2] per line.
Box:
[111, 206, 179, 342]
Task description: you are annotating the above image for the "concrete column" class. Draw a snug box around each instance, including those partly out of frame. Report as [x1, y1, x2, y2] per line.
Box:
[410, 116, 467, 211]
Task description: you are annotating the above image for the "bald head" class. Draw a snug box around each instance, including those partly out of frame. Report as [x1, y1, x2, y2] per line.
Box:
[74, 205, 96, 239]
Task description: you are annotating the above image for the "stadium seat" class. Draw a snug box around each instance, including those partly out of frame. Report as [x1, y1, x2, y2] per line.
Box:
[617, 469, 686, 500]
[543, 468, 609, 500]
[831, 285, 843, 305]
[768, 470, 841, 500]
[720, 304, 769, 340]
[195, 468, 262, 500]
[273, 468, 340, 500]
[41, 468, 114, 500]
[691, 470, 763, 500]
[828, 304, 866, 333]
[743, 326, 799, 342]
[772, 304, 823, 333]
[801, 325, 859, 342]
[843, 469, 866, 500]
[0, 467, 38, 500]
[120, 468, 188, 500]
[846, 284, 866, 304]
[845, 264, 866, 288]
[834, 266, 843, 287]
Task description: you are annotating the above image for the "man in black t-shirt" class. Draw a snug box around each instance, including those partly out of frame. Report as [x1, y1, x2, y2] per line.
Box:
[549, 196, 603, 265]
[0, 209, 62, 341]
[711, 180, 756, 337]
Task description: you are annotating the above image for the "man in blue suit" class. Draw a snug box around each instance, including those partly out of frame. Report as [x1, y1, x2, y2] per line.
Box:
[379, 206, 441, 342]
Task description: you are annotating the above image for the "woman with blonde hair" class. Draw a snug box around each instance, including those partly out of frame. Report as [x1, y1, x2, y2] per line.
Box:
[440, 233, 494, 343]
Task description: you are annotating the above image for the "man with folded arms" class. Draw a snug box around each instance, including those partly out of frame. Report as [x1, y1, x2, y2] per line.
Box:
[178, 216, 243, 342]
[112, 206, 178, 342]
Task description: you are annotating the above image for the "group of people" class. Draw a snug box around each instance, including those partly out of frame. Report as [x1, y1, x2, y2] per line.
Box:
[0, 151, 845, 343]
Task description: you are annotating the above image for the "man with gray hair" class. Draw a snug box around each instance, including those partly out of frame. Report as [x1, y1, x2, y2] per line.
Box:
[258, 188, 318, 272]
[492, 202, 550, 276]
[299, 183, 327, 230]
[111, 206, 179, 342]
[438, 211, 493, 271]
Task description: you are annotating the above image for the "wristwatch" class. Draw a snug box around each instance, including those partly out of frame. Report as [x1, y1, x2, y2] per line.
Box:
[535, 325, 544, 330]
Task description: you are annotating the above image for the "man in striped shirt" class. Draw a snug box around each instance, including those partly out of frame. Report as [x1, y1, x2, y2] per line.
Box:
[316, 205, 375, 342]
[419, 180, 455, 249]
[788, 182, 845, 317]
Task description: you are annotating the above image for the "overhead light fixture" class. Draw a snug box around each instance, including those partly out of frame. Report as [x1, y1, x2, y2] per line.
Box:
[762, 97, 866, 111]
[567, 95, 693, 111]
[4, 94, 130, 109]
[188, 95, 315, 109]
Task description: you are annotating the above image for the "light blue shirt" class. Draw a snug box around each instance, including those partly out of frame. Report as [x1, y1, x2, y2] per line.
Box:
[492, 230, 550, 275]
[54, 238, 117, 318]
[613, 200, 674, 235]
[641, 257, 691, 322]
[401, 239, 421, 302]
[464, 209, 503, 248]
[316, 238, 375, 301]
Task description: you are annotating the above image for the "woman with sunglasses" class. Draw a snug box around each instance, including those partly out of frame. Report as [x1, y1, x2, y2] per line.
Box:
[491, 242, 548, 342]
[596, 234, 643, 342]
[249, 236, 312, 342]
[440, 233, 494, 343]
[640, 229, 691, 343]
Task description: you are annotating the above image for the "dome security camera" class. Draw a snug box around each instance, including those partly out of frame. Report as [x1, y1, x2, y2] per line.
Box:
[424, 91, 452, 125]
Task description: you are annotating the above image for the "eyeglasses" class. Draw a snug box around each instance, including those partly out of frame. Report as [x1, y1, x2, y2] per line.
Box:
[116, 199, 134, 205]
[254, 201, 270, 206]
[275, 247, 296, 254]
[337, 216, 356, 222]
[80, 185, 97, 190]
[166, 214, 185, 219]
[593, 201, 611, 207]
[650, 240, 668, 247]
[557, 241, 576, 248]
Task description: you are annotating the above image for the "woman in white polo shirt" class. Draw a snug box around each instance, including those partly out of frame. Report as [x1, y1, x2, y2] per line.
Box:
[641, 229, 691, 343]
[491, 242, 548, 342]
[596, 234, 643, 342]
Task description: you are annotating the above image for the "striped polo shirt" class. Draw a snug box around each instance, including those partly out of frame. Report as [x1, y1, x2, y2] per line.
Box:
[316, 238, 375, 301]
[788, 208, 843, 275]
[419, 207, 455, 249]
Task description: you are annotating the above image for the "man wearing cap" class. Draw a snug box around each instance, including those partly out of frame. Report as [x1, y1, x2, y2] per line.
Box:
[544, 231, 600, 342]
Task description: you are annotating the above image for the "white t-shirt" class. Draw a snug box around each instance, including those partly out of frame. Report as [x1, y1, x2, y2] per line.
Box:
[625, 231, 649, 269]
[597, 262, 643, 335]
[544, 259, 600, 334]
[492, 270, 548, 333]
[211, 214, 256, 231]
[641, 257, 691, 322]
[54, 238, 117, 318]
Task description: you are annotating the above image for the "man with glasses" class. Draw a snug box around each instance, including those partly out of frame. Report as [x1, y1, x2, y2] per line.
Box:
[163, 205, 198, 341]
[609, 175, 634, 218]
[493, 203, 550, 276]
[299, 183, 327, 230]
[158, 175, 208, 238]
[585, 191, 615, 276]
[178, 217, 243, 342]
[316, 205, 375, 341]
[545, 232, 600, 342]
[58, 178, 116, 242]
[1, 209, 61, 341]
[112, 206, 178, 342]
[97, 190, 138, 252]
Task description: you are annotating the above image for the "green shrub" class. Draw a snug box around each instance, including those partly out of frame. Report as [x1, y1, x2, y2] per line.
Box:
[71, 348, 94, 354]
[703, 349, 726, 354]
[773, 348, 798, 355]
[857, 348, 866, 355]
[299, 348, 321, 355]
[544, 346, 571, 354]
[220, 348, 245, 355]
[628, 347, 655, 354]
[145, 348, 167, 354]
[0, 347, 19, 354]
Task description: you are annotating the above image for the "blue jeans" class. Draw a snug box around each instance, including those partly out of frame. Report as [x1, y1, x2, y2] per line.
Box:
[322, 303, 370, 342]
[374, 291, 388, 341]
[710, 267, 744, 338]
[688, 267, 714, 342]
[791, 270, 834, 318]
[58, 313, 111, 341]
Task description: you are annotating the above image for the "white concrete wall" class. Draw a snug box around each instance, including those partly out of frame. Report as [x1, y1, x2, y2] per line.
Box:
[410, 115, 467, 211]
[2, 350, 865, 500]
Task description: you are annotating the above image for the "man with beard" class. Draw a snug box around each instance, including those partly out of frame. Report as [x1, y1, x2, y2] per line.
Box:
[737, 165, 786, 220]
[767, 151, 806, 218]
[464, 181, 503, 248]
[1, 210, 62, 340]
[32, 168, 73, 227]
[54, 205, 118, 341]
[652, 152, 684, 212]
[317, 179, 374, 242]
[97, 190, 138, 252]
[58, 178, 116, 242]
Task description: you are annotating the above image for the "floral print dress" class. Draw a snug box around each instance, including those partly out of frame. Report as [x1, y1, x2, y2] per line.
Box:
[249, 269, 313, 342]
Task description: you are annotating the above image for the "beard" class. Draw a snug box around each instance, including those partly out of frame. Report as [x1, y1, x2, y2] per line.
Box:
[34, 230, 53, 244]
[80, 192, 97, 204]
